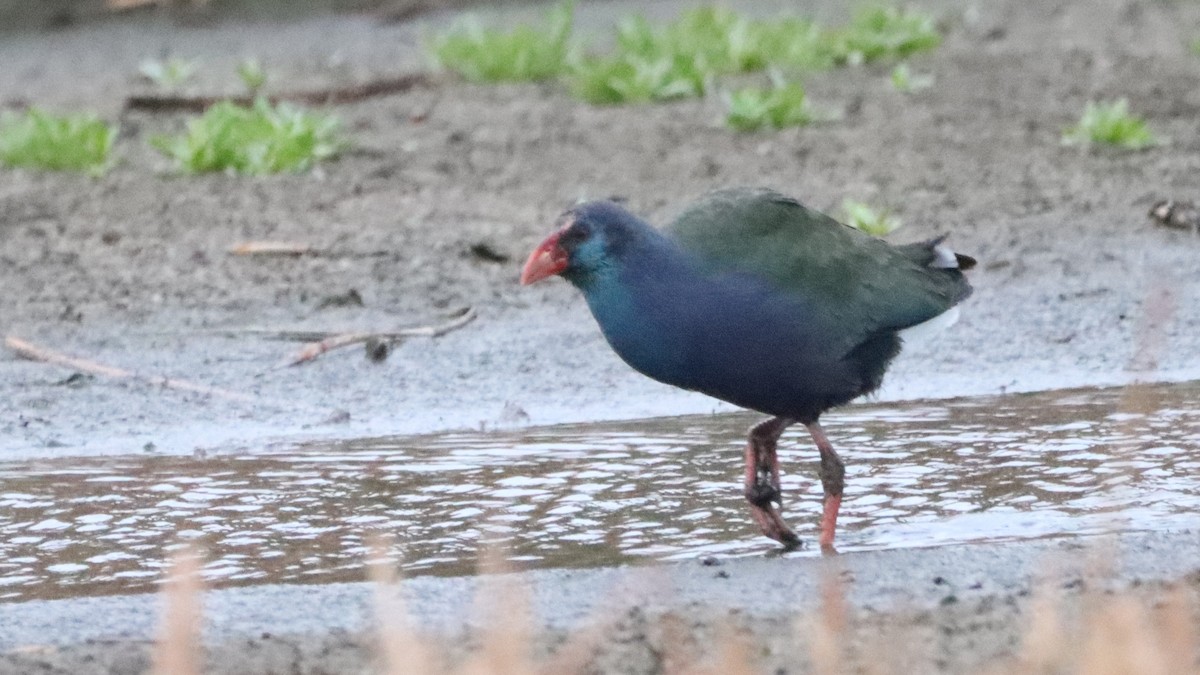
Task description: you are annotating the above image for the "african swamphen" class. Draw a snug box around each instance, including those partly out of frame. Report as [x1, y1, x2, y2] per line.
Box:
[520, 188, 975, 550]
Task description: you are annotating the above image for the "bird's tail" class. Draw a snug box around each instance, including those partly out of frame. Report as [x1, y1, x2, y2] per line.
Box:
[896, 235, 976, 307]
[922, 235, 976, 270]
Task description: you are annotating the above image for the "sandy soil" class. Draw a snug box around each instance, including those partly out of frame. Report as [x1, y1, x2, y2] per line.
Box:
[1, 0, 1199, 670]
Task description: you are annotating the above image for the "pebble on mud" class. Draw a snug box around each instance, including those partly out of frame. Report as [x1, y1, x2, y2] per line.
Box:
[364, 338, 389, 363]
[1149, 199, 1200, 232]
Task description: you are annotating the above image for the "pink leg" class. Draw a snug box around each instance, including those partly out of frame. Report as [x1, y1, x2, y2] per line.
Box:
[743, 416, 800, 549]
[805, 421, 845, 553]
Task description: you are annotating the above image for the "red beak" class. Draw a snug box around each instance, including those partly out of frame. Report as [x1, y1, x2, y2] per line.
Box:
[520, 230, 569, 285]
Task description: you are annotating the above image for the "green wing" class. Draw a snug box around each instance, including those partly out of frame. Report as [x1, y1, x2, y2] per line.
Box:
[665, 187, 972, 351]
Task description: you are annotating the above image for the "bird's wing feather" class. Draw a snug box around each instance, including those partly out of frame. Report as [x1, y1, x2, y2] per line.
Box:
[665, 187, 971, 353]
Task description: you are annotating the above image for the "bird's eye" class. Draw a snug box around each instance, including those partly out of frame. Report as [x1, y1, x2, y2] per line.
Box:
[560, 221, 590, 248]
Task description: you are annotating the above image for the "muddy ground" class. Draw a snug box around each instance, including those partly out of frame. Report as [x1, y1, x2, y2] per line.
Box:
[1, 0, 1199, 671]
[3, 0, 1200, 458]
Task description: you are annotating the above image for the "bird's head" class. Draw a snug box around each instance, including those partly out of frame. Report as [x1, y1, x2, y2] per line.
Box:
[520, 200, 643, 287]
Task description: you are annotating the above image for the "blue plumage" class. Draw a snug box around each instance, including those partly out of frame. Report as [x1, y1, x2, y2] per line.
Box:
[557, 199, 906, 423]
[521, 188, 975, 549]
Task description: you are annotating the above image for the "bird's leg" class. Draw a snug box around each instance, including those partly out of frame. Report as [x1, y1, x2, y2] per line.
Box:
[742, 416, 799, 549]
[805, 421, 845, 552]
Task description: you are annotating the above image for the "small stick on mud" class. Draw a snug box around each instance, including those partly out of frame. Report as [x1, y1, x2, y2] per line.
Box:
[284, 307, 477, 367]
[4, 335, 258, 404]
[1149, 199, 1200, 234]
[228, 241, 314, 257]
[125, 73, 432, 113]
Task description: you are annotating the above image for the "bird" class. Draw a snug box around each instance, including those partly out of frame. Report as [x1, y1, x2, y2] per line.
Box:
[520, 187, 975, 550]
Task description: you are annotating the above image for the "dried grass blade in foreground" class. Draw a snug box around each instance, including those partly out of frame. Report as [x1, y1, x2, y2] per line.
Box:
[1008, 579, 1200, 675]
[1013, 585, 1069, 674]
[151, 545, 204, 675]
[1153, 586, 1199, 675]
[284, 306, 477, 366]
[804, 569, 849, 675]
[1076, 587, 1200, 675]
[463, 541, 536, 675]
[699, 624, 756, 675]
[369, 535, 439, 675]
[4, 335, 259, 404]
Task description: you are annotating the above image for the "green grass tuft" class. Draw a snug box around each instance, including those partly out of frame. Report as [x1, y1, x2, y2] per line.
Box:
[427, 2, 941, 110]
[1189, 37, 1200, 56]
[151, 98, 345, 175]
[0, 108, 116, 175]
[762, 18, 842, 71]
[841, 198, 902, 236]
[430, 1, 576, 82]
[237, 59, 267, 94]
[890, 62, 934, 92]
[618, 8, 840, 74]
[567, 8, 850, 105]
[139, 57, 199, 89]
[725, 80, 814, 131]
[619, 7, 764, 74]
[832, 5, 941, 65]
[1061, 99, 1157, 150]
[567, 52, 708, 104]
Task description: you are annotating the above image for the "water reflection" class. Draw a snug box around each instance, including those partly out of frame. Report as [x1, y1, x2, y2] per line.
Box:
[1, 382, 1198, 602]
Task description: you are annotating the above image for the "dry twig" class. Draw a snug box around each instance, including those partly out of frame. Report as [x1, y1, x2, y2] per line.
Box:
[125, 73, 431, 112]
[4, 335, 258, 403]
[228, 241, 314, 257]
[284, 307, 476, 367]
[369, 535, 440, 675]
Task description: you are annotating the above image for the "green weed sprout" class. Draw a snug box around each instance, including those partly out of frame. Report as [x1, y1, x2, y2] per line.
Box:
[565, 4, 939, 105]
[430, 1, 575, 82]
[0, 108, 116, 175]
[763, 18, 841, 71]
[618, 8, 837, 75]
[151, 98, 344, 175]
[890, 62, 934, 92]
[1189, 37, 1200, 56]
[431, 3, 942, 106]
[237, 59, 267, 94]
[725, 80, 814, 132]
[629, 7, 755, 73]
[139, 57, 199, 89]
[566, 8, 825, 105]
[841, 199, 902, 236]
[567, 52, 708, 104]
[565, 12, 719, 104]
[833, 5, 941, 65]
[1061, 99, 1157, 150]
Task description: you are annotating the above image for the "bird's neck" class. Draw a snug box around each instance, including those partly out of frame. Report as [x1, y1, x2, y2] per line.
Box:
[570, 238, 700, 378]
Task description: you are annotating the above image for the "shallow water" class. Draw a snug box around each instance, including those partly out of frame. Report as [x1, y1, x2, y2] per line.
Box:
[1, 382, 1198, 602]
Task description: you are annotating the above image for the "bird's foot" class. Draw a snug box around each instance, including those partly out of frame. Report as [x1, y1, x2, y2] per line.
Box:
[743, 416, 798, 550]
[748, 502, 802, 551]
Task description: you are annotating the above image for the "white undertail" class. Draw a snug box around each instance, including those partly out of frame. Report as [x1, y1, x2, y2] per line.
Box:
[898, 306, 961, 345]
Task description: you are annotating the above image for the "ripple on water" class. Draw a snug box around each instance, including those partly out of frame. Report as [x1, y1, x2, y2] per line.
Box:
[1, 382, 1199, 602]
